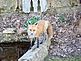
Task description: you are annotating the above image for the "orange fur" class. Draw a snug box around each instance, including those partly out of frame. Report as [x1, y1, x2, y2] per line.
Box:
[27, 20, 53, 39]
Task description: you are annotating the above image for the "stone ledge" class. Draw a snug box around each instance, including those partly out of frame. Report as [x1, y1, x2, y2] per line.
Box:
[18, 38, 51, 61]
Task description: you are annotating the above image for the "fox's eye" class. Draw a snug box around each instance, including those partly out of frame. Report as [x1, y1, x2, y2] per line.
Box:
[30, 29, 32, 31]
[33, 29, 35, 31]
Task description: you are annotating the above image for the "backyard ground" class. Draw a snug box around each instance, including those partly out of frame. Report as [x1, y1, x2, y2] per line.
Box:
[44, 56, 81, 61]
[0, 6, 81, 60]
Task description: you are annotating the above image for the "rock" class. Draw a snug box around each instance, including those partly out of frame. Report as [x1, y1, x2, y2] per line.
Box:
[18, 34, 50, 61]
[0, 0, 17, 12]
[3, 28, 16, 34]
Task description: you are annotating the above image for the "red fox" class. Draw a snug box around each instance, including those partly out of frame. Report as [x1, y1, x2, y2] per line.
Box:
[27, 20, 53, 39]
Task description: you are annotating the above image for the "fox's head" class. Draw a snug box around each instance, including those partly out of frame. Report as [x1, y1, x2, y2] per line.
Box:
[27, 25, 37, 38]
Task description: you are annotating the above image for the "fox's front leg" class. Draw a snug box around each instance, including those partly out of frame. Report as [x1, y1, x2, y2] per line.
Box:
[30, 38, 33, 48]
[30, 38, 39, 48]
[36, 38, 39, 48]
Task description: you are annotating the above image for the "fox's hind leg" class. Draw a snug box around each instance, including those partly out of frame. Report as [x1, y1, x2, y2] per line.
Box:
[47, 22, 53, 39]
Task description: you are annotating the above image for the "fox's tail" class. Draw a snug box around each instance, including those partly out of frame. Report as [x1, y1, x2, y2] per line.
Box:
[47, 22, 53, 39]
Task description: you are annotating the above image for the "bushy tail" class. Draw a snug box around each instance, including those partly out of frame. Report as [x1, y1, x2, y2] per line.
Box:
[47, 22, 53, 39]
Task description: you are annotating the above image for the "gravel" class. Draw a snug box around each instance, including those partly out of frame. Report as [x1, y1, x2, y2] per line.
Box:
[0, 10, 81, 57]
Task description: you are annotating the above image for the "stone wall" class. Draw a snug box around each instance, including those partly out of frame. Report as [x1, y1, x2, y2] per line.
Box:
[47, 0, 80, 14]
[18, 36, 51, 61]
[0, 0, 80, 13]
[47, 0, 79, 8]
[0, 0, 17, 13]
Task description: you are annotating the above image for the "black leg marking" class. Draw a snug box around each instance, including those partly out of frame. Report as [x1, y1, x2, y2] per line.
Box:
[37, 38, 39, 48]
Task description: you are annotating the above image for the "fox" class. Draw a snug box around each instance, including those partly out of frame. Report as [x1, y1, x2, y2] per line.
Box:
[27, 20, 53, 48]
[27, 20, 53, 38]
